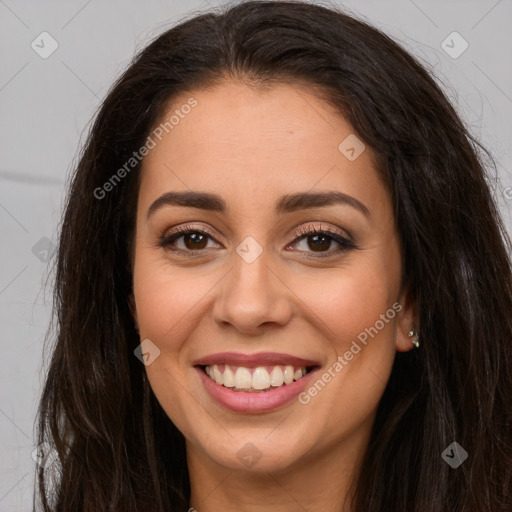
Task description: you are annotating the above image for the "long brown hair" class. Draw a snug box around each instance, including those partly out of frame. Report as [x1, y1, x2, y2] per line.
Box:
[35, 1, 512, 510]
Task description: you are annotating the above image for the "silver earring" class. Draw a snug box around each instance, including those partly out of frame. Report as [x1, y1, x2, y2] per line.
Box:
[408, 329, 420, 348]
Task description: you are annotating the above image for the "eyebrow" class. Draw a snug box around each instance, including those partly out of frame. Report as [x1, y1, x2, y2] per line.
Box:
[147, 190, 371, 219]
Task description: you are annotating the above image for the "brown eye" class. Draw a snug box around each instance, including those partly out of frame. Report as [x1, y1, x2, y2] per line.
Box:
[159, 226, 221, 254]
[304, 234, 333, 252]
[289, 224, 356, 257]
[182, 232, 208, 250]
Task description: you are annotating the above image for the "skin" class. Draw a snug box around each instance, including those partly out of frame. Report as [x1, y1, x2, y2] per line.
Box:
[131, 80, 417, 512]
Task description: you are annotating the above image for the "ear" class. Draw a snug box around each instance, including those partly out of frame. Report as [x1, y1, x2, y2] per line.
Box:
[129, 292, 139, 334]
[395, 286, 419, 353]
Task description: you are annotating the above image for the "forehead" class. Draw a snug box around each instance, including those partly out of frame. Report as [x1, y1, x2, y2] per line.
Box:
[138, 81, 389, 218]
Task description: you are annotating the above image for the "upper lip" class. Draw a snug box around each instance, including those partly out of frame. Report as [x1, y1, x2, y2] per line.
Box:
[193, 351, 320, 368]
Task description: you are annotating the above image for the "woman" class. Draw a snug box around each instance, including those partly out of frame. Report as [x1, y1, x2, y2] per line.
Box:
[35, 1, 512, 511]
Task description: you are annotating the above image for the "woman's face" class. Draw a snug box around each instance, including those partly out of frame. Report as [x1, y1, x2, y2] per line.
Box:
[132, 80, 415, 474]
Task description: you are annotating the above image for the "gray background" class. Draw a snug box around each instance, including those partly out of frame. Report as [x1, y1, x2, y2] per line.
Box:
[1, 0, 511, 509]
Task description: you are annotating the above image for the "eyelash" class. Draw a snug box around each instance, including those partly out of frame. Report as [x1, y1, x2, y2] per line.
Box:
[158, 223, 356, 258]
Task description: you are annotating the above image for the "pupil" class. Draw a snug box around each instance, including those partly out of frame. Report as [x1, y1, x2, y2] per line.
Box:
[308, 234, 330, 251]
[185, 233, 207, 250]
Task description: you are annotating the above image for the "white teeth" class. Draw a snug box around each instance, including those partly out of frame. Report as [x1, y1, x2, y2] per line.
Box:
[204, 364, 308, 391]
[234, 367, 252, 389]
[283, 365, 294, 384]
[269, 366, 284, 386]
[252, 367, 270, 390]
[212, 365, 223, 385]
[222, 365, 235, 387]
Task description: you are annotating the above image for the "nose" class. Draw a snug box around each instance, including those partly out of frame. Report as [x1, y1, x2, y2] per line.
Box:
[212, 248, 293, 334]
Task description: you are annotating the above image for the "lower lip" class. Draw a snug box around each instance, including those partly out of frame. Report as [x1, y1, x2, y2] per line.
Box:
[196, 367, 318, 413]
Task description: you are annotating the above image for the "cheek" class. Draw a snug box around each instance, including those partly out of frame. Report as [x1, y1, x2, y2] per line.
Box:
[294, 262, 398, 348]
[291, 257, 400, 416]
[131, 257, 219, 416]
[133, 254, 212, 342]
[131, 256, 213, 433]
[293, 272, 397, 428]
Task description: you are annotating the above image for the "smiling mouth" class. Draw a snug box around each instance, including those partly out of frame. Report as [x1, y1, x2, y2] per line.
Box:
[201, 364, 316, 393]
